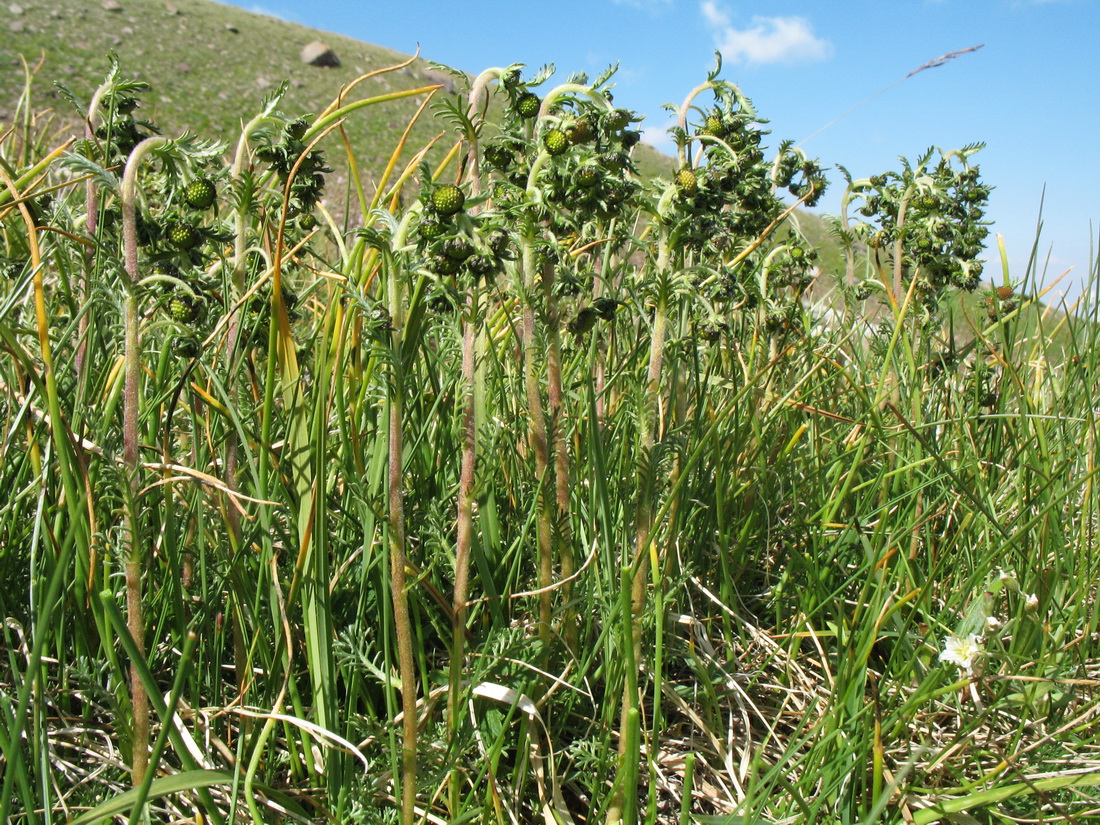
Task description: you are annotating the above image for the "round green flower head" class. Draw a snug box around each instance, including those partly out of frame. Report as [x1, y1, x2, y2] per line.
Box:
[167, 221, 201, 250]
[675, 168, 699, 197]
[515, 92, 540, 119]
[182, 178, 217, 210]
[566, 118, 594, 144]
[575, 166, 600, 188]
[167, 292, 200, 323]
[285, 118, 309, 141]
[431, 184, 466, 217]
[418, 211, 446, 239]
[543, 129, 569, 156]
[444, 237, 474, 261]
[605, 108, 631, 132]
[702, 115, 725, 137]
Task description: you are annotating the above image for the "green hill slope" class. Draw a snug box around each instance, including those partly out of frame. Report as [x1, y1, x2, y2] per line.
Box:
[0, 0, 672, 178]
[3, 0, 443, 168]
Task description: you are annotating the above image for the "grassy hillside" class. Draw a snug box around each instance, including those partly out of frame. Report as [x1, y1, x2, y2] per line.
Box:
[0, 0, 673, 179]
[2, 0, 428, 162]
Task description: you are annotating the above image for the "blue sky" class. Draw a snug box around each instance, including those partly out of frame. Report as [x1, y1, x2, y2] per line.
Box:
[228, 0, 1098, 304]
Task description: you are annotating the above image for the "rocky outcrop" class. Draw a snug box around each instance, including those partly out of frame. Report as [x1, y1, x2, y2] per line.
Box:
[300, 40, 340, 68]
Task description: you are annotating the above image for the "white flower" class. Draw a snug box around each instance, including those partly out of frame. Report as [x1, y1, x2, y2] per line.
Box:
[939, 633, 983, 671]
[1025, 593, 1039, 611]
[985, 615, 1002, 631]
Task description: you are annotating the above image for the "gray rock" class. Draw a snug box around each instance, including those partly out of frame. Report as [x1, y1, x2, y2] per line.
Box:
[300, 40, 340, 68]
[225, 23, 238, 33]
[422, 68, 456, 94]
[165, 2, 179, 13]
[9, 4, 23, 15]
[102, 0, 122, 10]
[9, 19, 24, 32]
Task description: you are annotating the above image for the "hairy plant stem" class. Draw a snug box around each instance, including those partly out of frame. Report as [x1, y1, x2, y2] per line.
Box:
[383, 245, 418, 825]
[76, 77, 112, 389]
[675, 79, 754, 168]
[593, 219, 619, 427]
[446, 71, 502, 813]
[543, 258, 575, 650]
[120, 134, 168, 788]
[519, 217, 555, 654]
[224, 110, 280, 711]
[448, 278, 478, 815]
[121, 294, 148, 788]
[76, 133, 96, 387]
[607, 225, 672, 825]
[892, 189, 912, 305]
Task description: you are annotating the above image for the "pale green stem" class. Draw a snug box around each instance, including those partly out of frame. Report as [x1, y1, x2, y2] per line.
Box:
[537, 82, 614, 120]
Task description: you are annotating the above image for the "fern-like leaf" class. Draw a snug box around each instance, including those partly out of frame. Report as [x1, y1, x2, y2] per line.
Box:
[53, 81, 86, 119]
[431, 96, 482, 141]
[707, 50, 724, 82]
[59, 153, 120, 196]
[591, 63, 619, 91]
[526, 63, 556, 88]
[258, 80, 290, 117]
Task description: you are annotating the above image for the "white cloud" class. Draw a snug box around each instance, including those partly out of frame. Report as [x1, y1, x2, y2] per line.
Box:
[641, 116, 679, 156]
[700, 0, 730, 27]
[701, 3, 832, 65]
[246, 4, 298, 22]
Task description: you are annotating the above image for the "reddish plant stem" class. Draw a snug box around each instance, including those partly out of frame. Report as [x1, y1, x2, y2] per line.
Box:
[389, 384, 418, 825]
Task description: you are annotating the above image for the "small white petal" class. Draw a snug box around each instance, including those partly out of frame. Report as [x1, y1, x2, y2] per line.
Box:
[940, 633, 983, 670]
